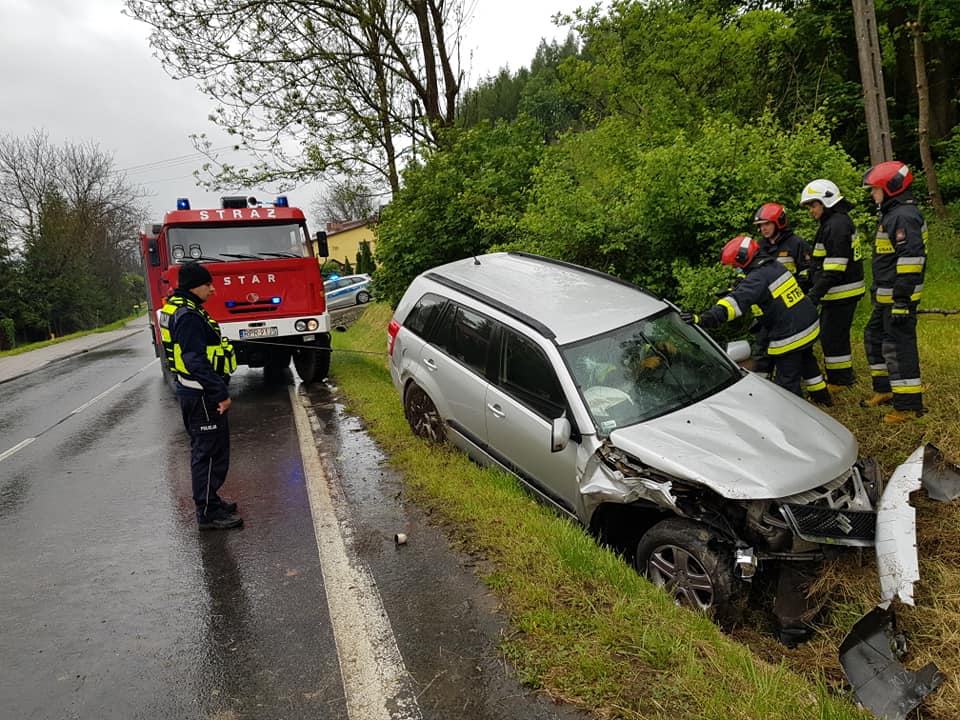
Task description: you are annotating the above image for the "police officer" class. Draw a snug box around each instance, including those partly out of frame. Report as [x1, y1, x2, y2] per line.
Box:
[750, 203, 812, 379]
[159, 262, 242, 529]
[799, 179, 865, 390]
[861, 161, 927, 423]
[683, 236, 830, 403]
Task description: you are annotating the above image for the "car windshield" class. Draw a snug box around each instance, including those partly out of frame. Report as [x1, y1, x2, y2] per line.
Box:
[167, 223, 310, 261]
[561, 310, 743, 434]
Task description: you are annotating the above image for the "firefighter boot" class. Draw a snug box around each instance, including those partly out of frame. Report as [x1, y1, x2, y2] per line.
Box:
[827, 383, 852, 394]
[883, 409, 925, 425]
[860, 392, 894, 408]
[809, 388, 833, 407]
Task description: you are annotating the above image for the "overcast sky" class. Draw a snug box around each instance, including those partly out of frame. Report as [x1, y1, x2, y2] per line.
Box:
[1, 0, 582, 225]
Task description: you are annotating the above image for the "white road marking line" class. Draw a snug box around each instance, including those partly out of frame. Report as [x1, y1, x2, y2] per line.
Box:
[0, 437, 36, 462]
[0, 360, 159, 463]
[289, 385, 422, 720]
[68, 361, 157, 415]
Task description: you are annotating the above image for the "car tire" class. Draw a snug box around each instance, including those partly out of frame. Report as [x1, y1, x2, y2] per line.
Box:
[403, 383, 445, 443]
[634, 518, 742, 623]
[356, 290, 370, 304]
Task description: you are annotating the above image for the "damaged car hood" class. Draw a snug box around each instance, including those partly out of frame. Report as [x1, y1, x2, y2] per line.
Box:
[608, 373, 858, 499]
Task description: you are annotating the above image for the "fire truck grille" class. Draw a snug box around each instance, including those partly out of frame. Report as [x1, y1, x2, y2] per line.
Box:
[779, 503, 876, 546]
[227, 305, 279, 314]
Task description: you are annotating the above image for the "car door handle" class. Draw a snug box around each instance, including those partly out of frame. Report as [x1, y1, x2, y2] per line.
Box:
[487, 403, 505, 418]
[424, 358, 437, 371]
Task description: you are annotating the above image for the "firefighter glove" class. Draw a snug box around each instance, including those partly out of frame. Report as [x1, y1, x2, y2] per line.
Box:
[679, 311, 699, 325]
[891, 303, 911, 325]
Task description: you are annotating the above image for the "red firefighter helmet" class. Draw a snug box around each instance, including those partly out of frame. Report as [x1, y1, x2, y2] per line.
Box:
[862, 160, 913, 197]
[720, 235, 759, 269]
[752, 202, 787, 230]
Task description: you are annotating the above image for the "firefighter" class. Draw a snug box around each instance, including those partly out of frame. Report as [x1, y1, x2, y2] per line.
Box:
[750, 203, 812, 379]
[861, 161, 927, 423]
[159, 262, 242, 529]
[799, 179, 865, 391]
[753, 202, 812, 277]
[682, 236, 830, 403]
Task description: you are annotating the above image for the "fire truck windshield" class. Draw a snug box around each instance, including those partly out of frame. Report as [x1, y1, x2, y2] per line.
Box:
[167, 223, 310, 262]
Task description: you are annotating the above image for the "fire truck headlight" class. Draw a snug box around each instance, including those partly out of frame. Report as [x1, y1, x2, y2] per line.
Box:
[295, 318, 319, 332]
[188, 244, 202, 259]
[172, 245, 185, 260]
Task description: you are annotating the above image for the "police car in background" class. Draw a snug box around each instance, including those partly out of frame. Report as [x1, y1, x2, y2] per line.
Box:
[323, 273, 373, 310]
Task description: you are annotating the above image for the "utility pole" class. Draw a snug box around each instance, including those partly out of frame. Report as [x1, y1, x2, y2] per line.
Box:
[852, 0, 893, 165]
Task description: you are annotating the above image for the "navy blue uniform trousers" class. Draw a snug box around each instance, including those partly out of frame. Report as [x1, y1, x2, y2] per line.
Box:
[178, 390, 231, 520]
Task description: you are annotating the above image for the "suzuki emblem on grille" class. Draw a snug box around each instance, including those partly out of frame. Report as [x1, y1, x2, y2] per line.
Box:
[246, 292, 259, 303]
[835, 514, 854, 535]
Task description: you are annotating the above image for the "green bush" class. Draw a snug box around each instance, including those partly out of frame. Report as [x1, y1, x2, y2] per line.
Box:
[513, 112, 863, 298]
[374, 117, 546, 306]
[0, 317, 14, 350]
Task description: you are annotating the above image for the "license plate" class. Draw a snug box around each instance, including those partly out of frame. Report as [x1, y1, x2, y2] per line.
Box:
[239, 326, 279, 339]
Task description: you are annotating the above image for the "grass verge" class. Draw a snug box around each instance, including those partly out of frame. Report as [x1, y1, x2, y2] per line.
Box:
[0, 313, 146, 359]
[330, 304, 871, 720]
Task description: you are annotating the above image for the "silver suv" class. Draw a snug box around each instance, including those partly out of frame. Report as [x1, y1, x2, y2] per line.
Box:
[387, 252, 876, 619]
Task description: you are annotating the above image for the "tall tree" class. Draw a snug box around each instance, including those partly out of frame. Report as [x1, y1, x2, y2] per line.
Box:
[312, 178, 379, 224]
[0, 132, 145, 340]
[125, 0, 466, 195]
[909, 16, 946, 217]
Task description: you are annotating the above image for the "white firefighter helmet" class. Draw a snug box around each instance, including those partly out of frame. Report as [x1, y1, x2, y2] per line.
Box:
[799, 179, 842, 208]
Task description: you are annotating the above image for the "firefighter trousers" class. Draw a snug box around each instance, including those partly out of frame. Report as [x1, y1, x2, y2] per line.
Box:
[770, 344, 827, 400]
[864, 304, 923, 411]
[819, 299, 859, 386]
[178, 392, 232, 520]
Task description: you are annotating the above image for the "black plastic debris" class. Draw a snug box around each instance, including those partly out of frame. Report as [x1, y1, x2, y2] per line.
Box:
[921, 443, 960, 502]
[839, 604, 944, 720]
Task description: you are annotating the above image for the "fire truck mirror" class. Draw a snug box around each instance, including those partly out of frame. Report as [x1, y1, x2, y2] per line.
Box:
[147, 239, 161, 267]
[315, 231, 329, 257]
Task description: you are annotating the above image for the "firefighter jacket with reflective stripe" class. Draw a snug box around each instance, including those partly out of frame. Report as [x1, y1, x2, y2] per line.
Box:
[757, 230, 811, 277]
[158, 290, 236, 402]
[808, 203, 865, 304]
[871, 195, 927, 306]
[699, 259, 819, 355]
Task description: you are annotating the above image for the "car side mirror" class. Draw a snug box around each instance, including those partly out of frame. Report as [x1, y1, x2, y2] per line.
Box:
[551, 416, 571, 452]
[726, 340, 751, 364]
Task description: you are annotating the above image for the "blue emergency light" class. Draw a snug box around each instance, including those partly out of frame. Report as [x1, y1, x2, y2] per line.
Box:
[275, 196, 289, 207]
[176, 198, 191, 210]
[271, 296, 282, 304]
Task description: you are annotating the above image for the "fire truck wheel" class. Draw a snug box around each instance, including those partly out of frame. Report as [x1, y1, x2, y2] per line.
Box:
[294, 336, 330, 384]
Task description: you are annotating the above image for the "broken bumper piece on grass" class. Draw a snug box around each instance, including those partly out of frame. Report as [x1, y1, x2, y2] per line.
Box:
[839, 605, 945, 720]
[840, 444, 960, 719]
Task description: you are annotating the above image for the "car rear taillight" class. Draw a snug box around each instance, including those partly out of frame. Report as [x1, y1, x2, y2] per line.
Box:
[387, 319, 401, 356]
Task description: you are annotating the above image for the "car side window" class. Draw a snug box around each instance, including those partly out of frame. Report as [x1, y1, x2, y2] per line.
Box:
[499, 329, 566, 419]
[447, 306, 494, 376]
[404, 293, 447, 338]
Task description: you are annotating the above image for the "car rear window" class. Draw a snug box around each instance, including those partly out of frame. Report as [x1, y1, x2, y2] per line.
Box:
[404, 293, 447, 338]
[448, 306, 494, 376]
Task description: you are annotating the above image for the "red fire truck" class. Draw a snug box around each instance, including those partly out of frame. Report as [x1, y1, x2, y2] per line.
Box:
[141, 195, 331, 383]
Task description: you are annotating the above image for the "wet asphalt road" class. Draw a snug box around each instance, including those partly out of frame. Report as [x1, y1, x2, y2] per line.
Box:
[0, 330, 584, 720]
